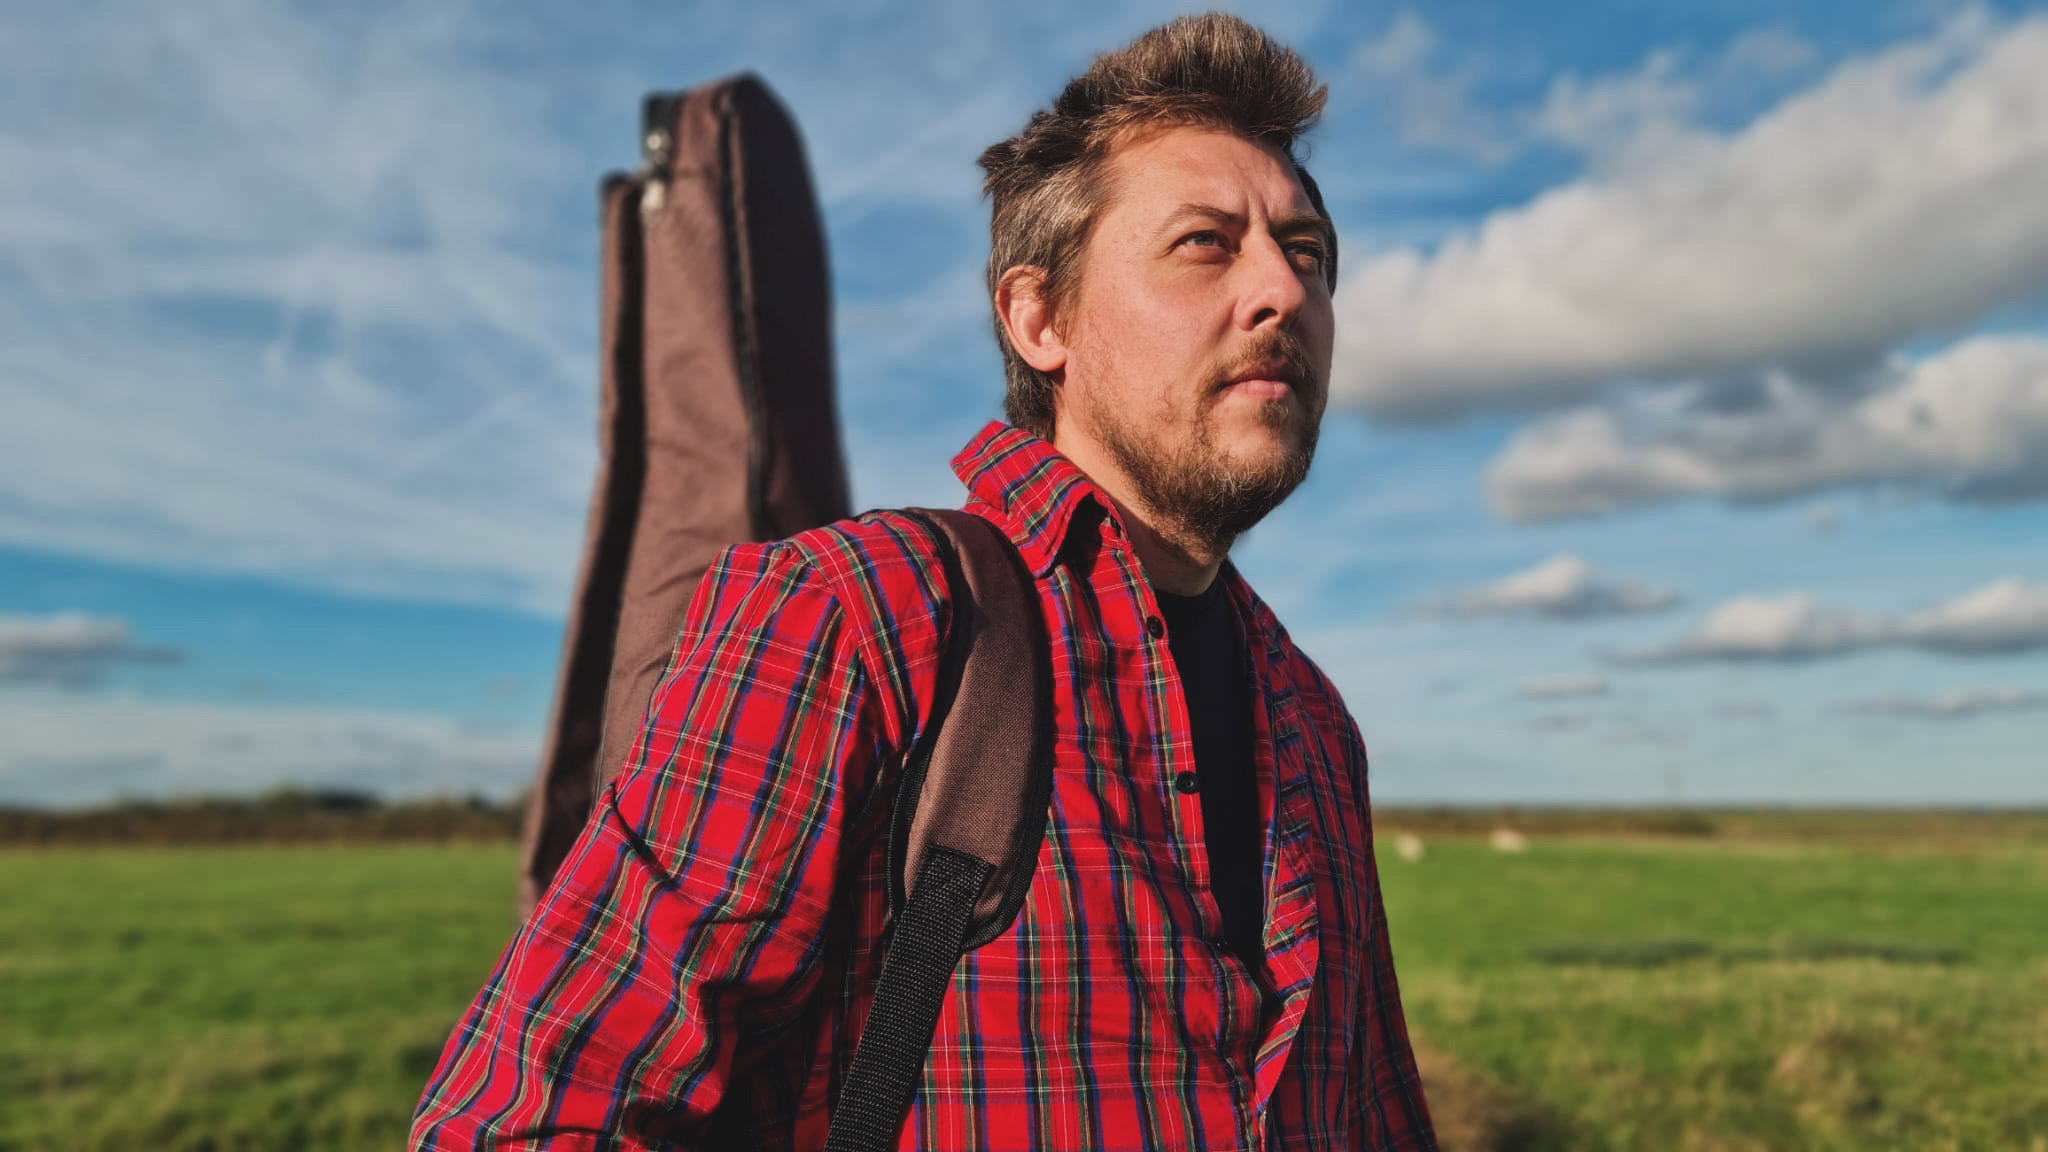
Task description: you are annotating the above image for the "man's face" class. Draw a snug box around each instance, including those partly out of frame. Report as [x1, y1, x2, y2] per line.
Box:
[1051, 126, 1334, 551]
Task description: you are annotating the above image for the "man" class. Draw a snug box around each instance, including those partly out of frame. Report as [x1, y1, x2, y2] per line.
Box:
[414, 14, 1436, 1150]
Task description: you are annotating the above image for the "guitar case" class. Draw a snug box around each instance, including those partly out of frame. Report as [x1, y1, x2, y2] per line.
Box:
[519, 75, 851, 912]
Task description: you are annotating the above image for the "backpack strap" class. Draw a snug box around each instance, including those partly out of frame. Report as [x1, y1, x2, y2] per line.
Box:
[823, 507, 1053, 1152]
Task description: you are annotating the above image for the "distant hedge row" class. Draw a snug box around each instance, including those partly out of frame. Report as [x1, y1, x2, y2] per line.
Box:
[0, 789, 525, 846]
[1373, 804, 2048, 846]
[3, 792, 2041, 848]
[1373, 805, 1718, 838]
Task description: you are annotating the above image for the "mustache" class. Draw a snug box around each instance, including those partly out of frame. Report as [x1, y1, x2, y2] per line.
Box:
[1208, 330, 1321, 398]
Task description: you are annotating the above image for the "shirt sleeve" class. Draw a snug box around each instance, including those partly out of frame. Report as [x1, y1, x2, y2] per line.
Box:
[411, 539, 890, 1150]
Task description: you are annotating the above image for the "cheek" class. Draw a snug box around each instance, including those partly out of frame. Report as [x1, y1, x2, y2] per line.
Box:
[1118, 286, 1225, 390]
[1077, 286, 1202, 392]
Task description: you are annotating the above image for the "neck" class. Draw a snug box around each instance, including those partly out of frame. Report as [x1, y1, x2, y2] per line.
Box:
[1123, 506, 1226, 596]
[1052, 425, 1227, 597]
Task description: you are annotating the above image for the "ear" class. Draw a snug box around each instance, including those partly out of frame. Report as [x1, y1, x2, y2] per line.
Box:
[995, 266, 1067, 375]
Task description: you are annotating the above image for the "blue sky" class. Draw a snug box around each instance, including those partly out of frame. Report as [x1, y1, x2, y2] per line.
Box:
[4, 0, 2046, 807]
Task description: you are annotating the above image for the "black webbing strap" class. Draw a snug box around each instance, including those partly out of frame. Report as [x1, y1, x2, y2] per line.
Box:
[822, 847, 993, 1152]
[819, 509, 1050, 1152]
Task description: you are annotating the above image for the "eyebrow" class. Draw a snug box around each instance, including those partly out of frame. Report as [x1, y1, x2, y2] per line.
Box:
[1157, 202, 1334, 249]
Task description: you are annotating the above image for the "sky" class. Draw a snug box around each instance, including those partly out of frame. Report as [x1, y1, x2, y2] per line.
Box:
[3, 0, 2046, 808]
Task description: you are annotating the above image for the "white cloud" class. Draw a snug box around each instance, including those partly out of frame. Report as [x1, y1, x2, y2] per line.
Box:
[0, 613, 181, 687]
[1620, 594, 1889, 662]
[1532, 27, 1817, 163]
[1900, 577, 2048, 653]
[1347, 12, 1516, 165]
[1717, 27, 1821, 81]
[0, 0, 1226, 609]
[0, 0, 601, 612]
[1423, 553, 1679, 619]
[1519, 674, 1610, 700]
[0, 690, 540, 808]
[1343, 14, 1816, 174]
[1532, 50, 1699, 158]
[1621, 576, 2048, 663]
[1487, 335, 2048, 520]
[1847, 686, 2048, 719]
[1334, 10, 2048, 420]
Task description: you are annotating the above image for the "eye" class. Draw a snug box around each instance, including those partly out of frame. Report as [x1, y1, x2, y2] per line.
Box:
[1179, 229, 1226, 250]
[1285, 239, 1328, 272]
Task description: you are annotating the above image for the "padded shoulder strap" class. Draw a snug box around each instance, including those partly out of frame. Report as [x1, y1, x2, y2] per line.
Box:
[889, 508, 1053, 945]
[823, 507, 1052, 1152]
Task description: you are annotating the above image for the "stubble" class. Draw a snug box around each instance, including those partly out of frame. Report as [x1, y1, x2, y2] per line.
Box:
[1095, 328, 1324, 558]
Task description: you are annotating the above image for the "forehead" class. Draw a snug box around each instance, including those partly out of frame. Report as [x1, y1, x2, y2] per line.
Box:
[1098, 126, 1316, 223]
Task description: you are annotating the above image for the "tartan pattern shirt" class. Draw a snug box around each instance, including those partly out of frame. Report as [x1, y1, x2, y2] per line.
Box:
[413, 423, 1436, 1151]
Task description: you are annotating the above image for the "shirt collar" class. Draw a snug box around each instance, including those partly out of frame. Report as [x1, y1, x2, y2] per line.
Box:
[951, 421, 1112, 577]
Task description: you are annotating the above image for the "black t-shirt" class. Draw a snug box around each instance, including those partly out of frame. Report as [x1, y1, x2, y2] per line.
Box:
[1153, 578, 1266, 970]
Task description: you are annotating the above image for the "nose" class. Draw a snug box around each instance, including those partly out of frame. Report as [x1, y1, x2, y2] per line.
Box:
[1236, 231, 1310, 333]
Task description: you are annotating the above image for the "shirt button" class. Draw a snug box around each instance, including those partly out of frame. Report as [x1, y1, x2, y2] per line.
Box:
[1174, 771, 1199, 794]
[1145, 615, 1165, 639]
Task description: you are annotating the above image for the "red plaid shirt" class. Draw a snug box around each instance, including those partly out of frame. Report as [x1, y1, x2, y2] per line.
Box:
[414, 424, 1435, 1151]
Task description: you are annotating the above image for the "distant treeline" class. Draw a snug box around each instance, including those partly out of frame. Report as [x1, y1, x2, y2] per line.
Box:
[1374, 804, 2048, 846]
[2, 791, 2042, 848]
[0, 789, 524, 846]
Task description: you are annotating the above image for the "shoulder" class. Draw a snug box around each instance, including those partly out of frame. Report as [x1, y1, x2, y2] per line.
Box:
[738, 511, 956, 647]
[699, 511, 949, 611]
[718, 510, 960, 745]
[776, 510, 952, 599]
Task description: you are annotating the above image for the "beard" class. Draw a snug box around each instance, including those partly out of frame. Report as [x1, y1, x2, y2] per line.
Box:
[1092, 328, 1324, 557]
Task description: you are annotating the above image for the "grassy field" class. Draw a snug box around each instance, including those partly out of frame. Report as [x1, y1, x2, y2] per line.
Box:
[0, 815, 2042, 1150]
[1377, 828, 2048, 1150]
[0, 845, 521, 1151]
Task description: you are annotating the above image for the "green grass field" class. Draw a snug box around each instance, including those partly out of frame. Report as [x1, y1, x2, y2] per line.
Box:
[0, 818, 2042, 1150]
[0, 845, 522, 1151]
[1377, 831, 2048, 1150]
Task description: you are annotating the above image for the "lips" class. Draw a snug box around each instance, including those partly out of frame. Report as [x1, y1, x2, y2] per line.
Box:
[1220, 359, 1306, 399]
[1223, 377, 1296, 401]
[1228, 361, 1296, 388]
[1211, 331, 1320, 404]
